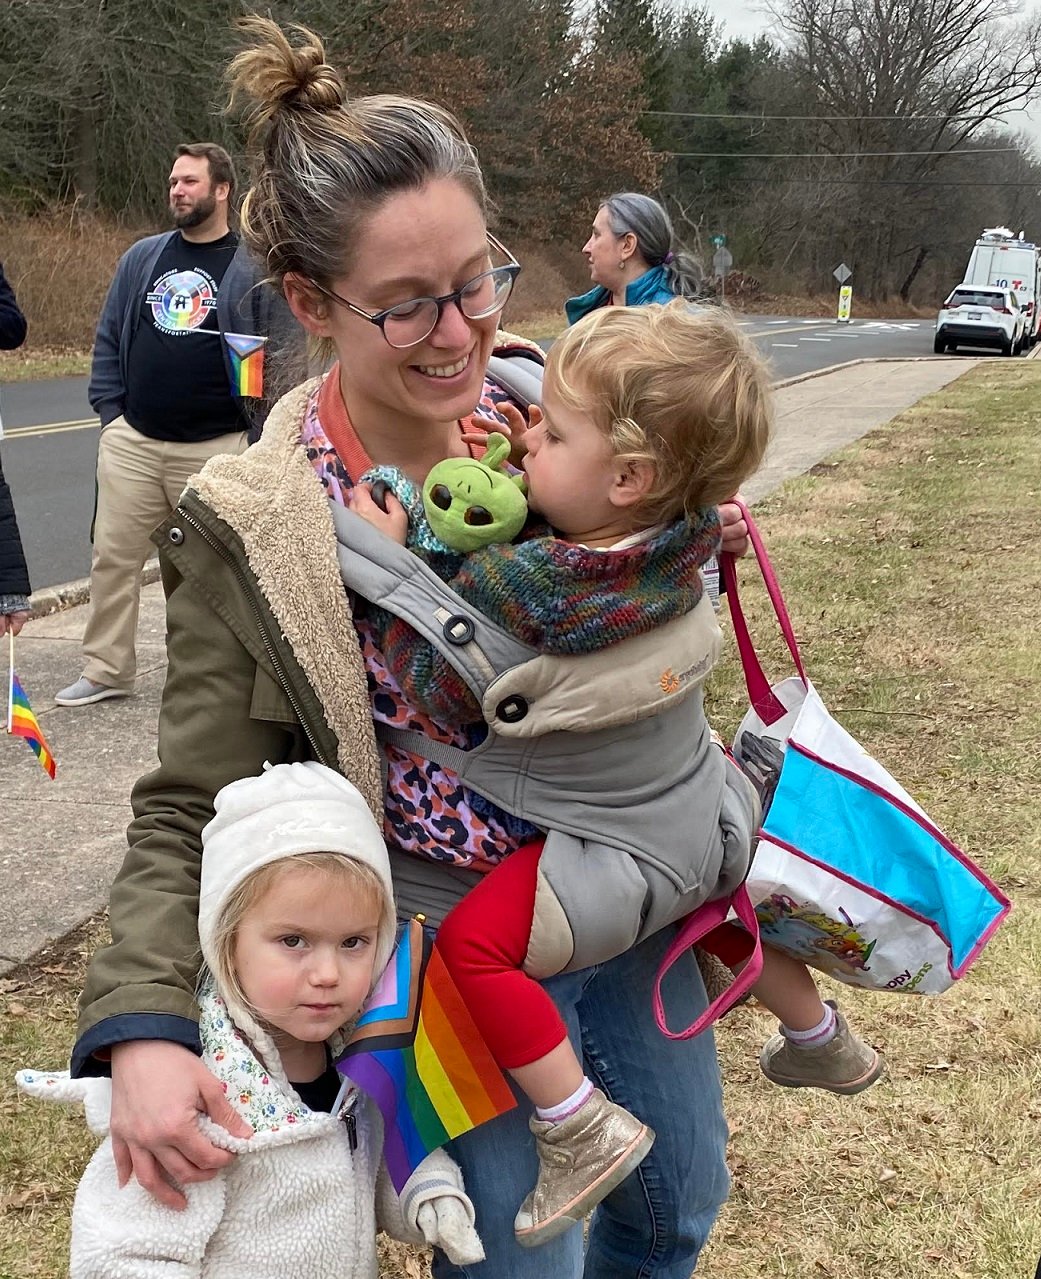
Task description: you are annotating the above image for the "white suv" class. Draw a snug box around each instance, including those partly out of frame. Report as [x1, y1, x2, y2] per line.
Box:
[935, 285, 1027, 356]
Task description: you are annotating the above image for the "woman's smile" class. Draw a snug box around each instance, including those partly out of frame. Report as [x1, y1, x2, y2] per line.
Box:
[412, 350, 474, 380]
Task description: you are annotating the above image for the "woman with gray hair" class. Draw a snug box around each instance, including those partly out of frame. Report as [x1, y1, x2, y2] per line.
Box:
[565, 192, 703, 325]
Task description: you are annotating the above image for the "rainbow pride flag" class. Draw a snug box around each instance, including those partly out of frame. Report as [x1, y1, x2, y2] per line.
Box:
[336, 918, 516, 1191]
[223, 333, 267, 399]
[7, 672, 56, 779]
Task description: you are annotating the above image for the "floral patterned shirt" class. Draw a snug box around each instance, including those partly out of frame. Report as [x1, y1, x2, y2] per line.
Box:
[302, 374, 538, 869]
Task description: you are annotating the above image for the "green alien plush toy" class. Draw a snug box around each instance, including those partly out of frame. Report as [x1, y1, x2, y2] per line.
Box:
[422, 432, 529, 554]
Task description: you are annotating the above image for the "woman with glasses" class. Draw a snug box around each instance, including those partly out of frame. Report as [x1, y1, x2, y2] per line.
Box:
[566, 192, 704, 325]
[70, 16, 730, 1278]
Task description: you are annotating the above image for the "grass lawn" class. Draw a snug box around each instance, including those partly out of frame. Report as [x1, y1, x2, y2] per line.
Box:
[0, 350, 91, 382]
[1, 361, 1038, 1277]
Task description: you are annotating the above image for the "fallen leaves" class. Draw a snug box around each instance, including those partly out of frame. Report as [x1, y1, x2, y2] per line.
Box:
[1, 1182, 55, 1213]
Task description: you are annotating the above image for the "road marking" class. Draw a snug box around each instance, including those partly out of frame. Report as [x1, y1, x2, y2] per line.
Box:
[771, 342, 799, 347]
[4, 418, 96, 439]
[748, 322, 834, 338]
[861, 321, 922, 331]
[801, 337, 832, 342]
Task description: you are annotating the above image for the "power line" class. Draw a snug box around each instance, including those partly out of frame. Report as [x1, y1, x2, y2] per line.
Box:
[660, 147, 1021, 158]
[642, 109, 1004, 122]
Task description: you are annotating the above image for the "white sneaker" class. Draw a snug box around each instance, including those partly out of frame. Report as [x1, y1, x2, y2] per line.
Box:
[54, 677, 130, 707]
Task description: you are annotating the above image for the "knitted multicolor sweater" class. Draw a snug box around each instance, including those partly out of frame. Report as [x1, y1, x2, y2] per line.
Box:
[366, 507, 721, 726]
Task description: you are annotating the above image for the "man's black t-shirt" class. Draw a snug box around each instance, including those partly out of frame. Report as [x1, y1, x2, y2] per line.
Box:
[124, 231, 248, 442]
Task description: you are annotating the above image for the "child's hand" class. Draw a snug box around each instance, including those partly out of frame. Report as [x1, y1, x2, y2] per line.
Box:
[461, 401, 535, 469]
[348, 482, 409, 545]
[0, 610, 30, 638]
[401, 1147, 485, 1264]
[719, 495, 750, 557]
[416, 1197, 485, 1265]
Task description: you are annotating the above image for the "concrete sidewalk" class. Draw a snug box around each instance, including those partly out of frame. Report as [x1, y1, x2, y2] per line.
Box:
[1, 356, 979, 972]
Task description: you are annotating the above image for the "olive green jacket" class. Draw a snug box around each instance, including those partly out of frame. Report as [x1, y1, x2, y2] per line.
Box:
[75, 379, 392, 1067]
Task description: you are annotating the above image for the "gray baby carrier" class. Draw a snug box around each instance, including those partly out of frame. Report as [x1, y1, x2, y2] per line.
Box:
[331, 504, 759, 982]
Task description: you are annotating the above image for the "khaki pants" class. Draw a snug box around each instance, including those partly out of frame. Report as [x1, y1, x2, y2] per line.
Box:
[82, 416, 248, 689]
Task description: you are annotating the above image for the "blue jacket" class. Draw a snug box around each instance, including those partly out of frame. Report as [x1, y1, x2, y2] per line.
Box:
[564, 265, 676, 326]
[88, 231, 303, 434]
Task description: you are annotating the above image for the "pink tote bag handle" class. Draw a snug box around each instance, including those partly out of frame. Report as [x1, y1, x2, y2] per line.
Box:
[720, 499, 808, 725]
[653, 882, 763, 1040]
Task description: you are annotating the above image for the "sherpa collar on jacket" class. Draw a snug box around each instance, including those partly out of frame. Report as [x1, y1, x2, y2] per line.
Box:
[185, 377, 384, 819]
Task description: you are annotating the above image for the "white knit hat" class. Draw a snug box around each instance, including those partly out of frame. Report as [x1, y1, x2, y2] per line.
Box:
[199, 761, 397, 995]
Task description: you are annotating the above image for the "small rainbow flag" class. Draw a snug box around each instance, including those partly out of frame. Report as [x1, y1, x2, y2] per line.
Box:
[223, 332, 267, 399]
[336, 918, 516, 1191]
[7, 672, 57, 779]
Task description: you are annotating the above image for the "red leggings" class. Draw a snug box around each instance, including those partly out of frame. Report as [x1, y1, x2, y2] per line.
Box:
[435, 839, 755, 1071]
[435, 841, 568, 1070]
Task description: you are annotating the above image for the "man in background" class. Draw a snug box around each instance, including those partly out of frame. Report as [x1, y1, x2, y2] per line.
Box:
[56, 143, 300, 707]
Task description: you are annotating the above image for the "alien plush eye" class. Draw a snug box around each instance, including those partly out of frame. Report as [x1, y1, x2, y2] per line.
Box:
[464, 506, 493, 526]
[429, 484, 453, 510]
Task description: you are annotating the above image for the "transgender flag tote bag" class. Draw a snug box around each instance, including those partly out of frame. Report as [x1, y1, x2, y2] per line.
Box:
[721, 504, 1009, 996]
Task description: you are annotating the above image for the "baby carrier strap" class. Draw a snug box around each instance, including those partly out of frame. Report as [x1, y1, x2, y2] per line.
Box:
[330, 501, 539, 703]
[486, 350, 545, 412]
[331, 499, 724, 739]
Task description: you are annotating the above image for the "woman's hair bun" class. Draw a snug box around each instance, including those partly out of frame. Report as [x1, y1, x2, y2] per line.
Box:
[227, 15, 346, 137]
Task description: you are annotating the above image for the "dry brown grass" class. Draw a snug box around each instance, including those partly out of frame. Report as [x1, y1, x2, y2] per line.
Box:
[3, 211, 140, 352]
[700, 361, 1041, 1279]
[2, 363, 1039, 1278]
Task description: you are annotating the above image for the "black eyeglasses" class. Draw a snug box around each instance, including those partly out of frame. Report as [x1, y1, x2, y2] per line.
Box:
[309, 233, 521, 349]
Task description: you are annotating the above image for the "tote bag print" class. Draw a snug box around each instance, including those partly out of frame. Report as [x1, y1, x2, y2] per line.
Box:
[723, 506, 1010, 996]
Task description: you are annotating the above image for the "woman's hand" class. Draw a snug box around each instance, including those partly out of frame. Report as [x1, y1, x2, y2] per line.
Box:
[0, 610, 30, 638]
[109, 1041, 252, 1211]
[718, 496, 750, 558]
[348, 482, 409, 545]
[461, 401, 538, 469]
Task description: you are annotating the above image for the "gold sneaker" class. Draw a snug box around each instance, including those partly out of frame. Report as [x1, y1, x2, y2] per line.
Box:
[514, 1088, 655, 1248]
[759, 1001, 884, 1095]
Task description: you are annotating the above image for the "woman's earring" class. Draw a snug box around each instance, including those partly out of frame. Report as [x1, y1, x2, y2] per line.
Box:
[618, 260, 626, 271]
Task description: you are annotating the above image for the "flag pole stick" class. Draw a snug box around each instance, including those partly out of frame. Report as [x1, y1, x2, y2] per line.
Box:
[6, 629, 14, 733]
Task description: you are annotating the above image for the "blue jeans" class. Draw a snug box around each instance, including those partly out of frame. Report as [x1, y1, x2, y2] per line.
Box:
[432, 927, 730, 1278]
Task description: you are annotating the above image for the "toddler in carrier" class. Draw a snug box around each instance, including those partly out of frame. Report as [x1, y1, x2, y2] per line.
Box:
[350, 301, 883, 1247]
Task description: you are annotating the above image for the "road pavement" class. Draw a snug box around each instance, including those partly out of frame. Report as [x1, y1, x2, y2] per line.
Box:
[0, 313, 983, 592]
[1, 354, 982, 972]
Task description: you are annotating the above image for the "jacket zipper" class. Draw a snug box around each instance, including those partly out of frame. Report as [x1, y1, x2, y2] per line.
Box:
[176, 506, 332, 768]
[337, 1092, 359, 1151]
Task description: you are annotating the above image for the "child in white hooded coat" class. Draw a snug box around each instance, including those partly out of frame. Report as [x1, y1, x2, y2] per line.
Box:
[17, 762, 484, 1278]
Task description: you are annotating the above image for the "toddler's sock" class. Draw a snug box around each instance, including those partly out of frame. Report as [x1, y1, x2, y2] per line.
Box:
[535, 1077, 595, 1123]
[781, 1003, 837, 1049]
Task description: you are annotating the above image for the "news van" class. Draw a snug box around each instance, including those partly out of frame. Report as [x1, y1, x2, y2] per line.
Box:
[963, 227, 1041, 345]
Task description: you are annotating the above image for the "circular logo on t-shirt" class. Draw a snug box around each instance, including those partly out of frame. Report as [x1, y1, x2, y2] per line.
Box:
[146, 268, 219, 334]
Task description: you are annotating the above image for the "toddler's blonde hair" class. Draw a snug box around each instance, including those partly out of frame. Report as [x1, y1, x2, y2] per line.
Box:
[546, 300, 772, 523]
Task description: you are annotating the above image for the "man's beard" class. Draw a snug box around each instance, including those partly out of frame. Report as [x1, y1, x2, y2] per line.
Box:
[172, 192, 217, 229]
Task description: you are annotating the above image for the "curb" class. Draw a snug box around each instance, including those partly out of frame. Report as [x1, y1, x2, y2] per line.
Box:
[29, 560, 161, 619]
[774, 354, 964, 390]
[774, 342, 1041, 390]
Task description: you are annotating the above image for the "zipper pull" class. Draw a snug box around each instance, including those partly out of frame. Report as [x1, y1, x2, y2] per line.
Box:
[335, 1083, 359, 1151]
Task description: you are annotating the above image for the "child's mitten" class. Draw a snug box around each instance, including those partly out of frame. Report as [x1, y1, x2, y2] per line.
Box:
[400, 1147, 485, 1264]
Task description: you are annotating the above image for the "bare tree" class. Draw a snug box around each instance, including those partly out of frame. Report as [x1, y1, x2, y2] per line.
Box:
[768, 0, 1041, 296]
